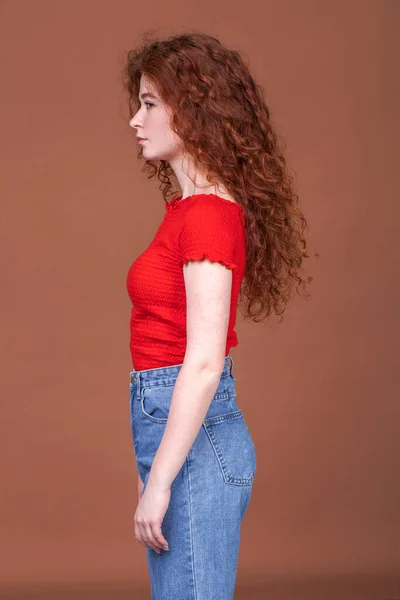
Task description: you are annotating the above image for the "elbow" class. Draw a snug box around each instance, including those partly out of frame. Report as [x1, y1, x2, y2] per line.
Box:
[182, 353, 226, 379]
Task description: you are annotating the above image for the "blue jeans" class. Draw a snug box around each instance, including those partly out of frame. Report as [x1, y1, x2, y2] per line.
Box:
[129, 354, 256, 599]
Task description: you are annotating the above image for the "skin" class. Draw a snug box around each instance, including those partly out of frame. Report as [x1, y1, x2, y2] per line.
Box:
[129, 74, 237, 554]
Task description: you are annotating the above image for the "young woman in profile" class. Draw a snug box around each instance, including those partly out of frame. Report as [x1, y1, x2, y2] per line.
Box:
[122, 31, 314, 600]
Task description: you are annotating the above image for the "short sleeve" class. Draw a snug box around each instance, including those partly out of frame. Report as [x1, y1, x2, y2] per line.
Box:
[178, 199, 241, 270]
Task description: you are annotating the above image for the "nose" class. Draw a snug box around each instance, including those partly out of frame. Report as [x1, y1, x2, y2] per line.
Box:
[129, 108, 143, 129]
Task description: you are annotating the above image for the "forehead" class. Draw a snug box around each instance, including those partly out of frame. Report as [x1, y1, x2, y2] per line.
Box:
[139, 74, 158, 95]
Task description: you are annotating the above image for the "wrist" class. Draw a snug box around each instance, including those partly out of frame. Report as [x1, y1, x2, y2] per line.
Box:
[147, 472, 171, 491]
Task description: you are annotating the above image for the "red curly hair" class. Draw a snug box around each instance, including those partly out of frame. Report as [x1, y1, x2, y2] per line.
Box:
[121, 30, 317, 322]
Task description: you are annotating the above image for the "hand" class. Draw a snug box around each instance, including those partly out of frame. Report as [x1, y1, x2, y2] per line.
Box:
[134, 477, 170, 554]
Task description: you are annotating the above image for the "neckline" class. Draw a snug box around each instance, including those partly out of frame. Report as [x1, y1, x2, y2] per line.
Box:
[165, 193, 243, 213]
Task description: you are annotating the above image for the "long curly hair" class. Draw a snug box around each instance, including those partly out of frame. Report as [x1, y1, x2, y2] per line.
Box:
[121, 30, 317, 322]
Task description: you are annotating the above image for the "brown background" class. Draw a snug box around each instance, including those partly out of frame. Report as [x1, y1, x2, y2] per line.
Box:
[1, 0, 399, 598]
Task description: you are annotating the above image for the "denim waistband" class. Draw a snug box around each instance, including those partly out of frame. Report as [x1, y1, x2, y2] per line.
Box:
[130, 354, 234, 384]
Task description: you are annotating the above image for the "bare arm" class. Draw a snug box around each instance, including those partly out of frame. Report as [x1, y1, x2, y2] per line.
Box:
[146, 257, 233, 490]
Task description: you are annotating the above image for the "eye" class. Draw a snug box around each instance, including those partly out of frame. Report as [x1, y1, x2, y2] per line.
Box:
[145, 102, 154, 109]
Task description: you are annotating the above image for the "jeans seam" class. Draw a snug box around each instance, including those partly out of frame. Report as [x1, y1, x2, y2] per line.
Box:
[186, 453, 198, 600]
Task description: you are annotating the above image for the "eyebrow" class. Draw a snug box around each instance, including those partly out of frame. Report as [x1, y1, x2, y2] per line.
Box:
[138, 92, 157, 100]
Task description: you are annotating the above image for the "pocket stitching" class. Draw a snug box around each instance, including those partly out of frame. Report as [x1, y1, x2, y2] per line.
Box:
[203, 412, 255, 486]
[129, 385, 139, 454]
[140, 389, 168, 423]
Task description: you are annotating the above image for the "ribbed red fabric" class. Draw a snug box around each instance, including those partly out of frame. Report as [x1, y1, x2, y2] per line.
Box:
[126, 193, 246, 371]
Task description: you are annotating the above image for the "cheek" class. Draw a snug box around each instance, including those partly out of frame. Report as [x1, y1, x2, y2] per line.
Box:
[166, 126, 183, 149]
[152, 119, 180, 146]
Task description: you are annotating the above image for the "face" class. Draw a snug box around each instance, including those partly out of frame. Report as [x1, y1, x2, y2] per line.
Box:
[129, 74, 183, 161]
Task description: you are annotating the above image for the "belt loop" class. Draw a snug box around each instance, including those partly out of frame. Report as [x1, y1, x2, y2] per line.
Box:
[228, 355, 234, 377]
[130, 371, 139, 385]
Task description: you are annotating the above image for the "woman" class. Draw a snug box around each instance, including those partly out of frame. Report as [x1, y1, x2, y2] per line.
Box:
[122, 31, 314, 599]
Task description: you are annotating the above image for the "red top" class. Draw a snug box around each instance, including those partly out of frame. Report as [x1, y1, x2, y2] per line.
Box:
[126, 193, 246, 371]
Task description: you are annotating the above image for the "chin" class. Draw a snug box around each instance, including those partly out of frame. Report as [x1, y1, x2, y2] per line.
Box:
[144, 150, 167, 161]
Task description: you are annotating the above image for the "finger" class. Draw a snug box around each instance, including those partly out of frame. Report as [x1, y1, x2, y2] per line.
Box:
[138, 521, 159, 553]
[152, 523, 169, 550]
[144, 522, 162, 553]
[137, 522, 153, 550]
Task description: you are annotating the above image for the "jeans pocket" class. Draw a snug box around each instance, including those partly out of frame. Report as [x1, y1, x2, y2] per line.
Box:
[203, 409, 256, 486]
[140, 385, 171, 423]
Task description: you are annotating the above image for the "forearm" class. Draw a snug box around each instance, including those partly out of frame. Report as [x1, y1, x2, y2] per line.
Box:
[147, 361, 223, 489]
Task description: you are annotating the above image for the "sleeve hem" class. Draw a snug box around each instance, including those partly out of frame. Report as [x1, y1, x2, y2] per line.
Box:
[180, 252, 237, 270]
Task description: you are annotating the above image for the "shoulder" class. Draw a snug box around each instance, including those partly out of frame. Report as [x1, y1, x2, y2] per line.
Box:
[184, 193, 243, 218]
[211, 192, 238, 205]
[179, 196, 244, 253]
[180, 199, 242, 237]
